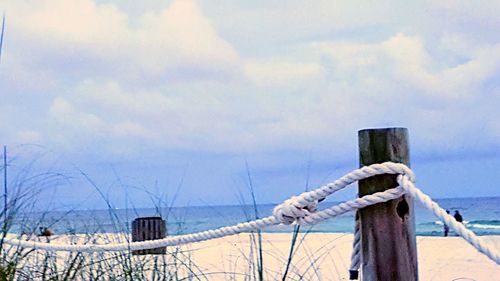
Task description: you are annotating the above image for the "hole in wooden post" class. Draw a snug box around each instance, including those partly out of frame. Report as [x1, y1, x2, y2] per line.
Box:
[396, 198, 409, 221]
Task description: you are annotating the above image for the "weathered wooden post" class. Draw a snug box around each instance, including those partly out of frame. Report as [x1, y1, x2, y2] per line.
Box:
[358, 128, 418, 280]
[131, 216, 166, 255]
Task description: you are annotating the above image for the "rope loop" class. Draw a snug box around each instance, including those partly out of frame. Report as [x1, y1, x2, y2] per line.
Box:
[273, 162, 415, 225]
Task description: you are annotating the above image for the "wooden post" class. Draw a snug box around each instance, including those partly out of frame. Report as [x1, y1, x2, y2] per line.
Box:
[132, 216, 166, 255]
[358, 128, 418, 280]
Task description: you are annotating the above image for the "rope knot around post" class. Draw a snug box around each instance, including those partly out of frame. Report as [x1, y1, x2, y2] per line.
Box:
[272, 162, 415, 226]
[272, 196, 320, 225]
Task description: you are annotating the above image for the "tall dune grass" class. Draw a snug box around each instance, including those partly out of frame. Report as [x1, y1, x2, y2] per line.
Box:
[0, 153, 345, 280]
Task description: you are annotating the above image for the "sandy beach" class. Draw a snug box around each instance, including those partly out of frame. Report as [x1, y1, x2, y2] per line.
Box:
[11, 232, 499, 280]
[184, 233, 500, 280]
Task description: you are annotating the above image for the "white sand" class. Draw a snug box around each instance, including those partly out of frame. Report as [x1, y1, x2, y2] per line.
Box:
[8, 233, 500, 280]
[183, 233, 500, 280]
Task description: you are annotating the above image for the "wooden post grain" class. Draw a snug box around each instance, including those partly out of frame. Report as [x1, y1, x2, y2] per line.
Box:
[132, 216, 166, 255]
[358, 128, 418, 280]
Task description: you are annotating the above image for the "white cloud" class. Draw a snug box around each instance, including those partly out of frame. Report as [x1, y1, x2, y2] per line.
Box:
[1, 0, 499, 159]
[12, 0, 127, 47]
[135, 0, 239, 73]
[40, 29, 500, 157]
[113, 121, 150, 139]
[49, 97, 106, 134]
[16, 130, 42, 143]
[199, 0, 396, 53]
[243, 60, 324, 87]
[3, 0, 239, 79]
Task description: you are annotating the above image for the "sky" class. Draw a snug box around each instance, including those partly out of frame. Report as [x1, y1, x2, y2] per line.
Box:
[0, 0, 499, 210]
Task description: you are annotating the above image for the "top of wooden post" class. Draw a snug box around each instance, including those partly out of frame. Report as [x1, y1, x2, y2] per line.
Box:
[358, 128, 409, 163]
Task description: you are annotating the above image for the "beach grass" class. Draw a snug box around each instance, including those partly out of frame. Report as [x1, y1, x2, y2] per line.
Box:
[0, 159, 351, 281]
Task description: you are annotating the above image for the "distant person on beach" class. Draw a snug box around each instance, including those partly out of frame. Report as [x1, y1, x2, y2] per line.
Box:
[444, 210, 450, 237]
[454, 210, 463, 223]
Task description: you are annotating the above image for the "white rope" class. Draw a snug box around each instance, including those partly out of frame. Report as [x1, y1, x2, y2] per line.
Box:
[1, 162, 498, 268]
[272, 162, 414, 225]
[349, 212, 361, 280]
[1, 162, 408, 252]
[397, 174, 500, 265]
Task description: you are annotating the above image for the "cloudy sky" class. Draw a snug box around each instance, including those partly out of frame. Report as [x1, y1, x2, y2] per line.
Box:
[0, 0, 499, 209]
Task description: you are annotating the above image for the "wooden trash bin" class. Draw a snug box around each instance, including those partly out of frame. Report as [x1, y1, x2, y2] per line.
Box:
[131, 216, 166, 255]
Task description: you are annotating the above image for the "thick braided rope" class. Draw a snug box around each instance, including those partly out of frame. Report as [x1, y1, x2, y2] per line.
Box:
[349, 214, 361, 271]
[1, 163, 409, 252]
[397, 174, 500, 264]
[1, 162, 498, 267]
[345, 173, 500, 280]
[272, 163, 413, 224]
[1, 188, 402, 252]
[349, 213, 361, 280]
[3, 216, 280, 252]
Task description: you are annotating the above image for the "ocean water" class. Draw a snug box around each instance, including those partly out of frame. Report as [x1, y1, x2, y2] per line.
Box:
[12, 197, 500, 237]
